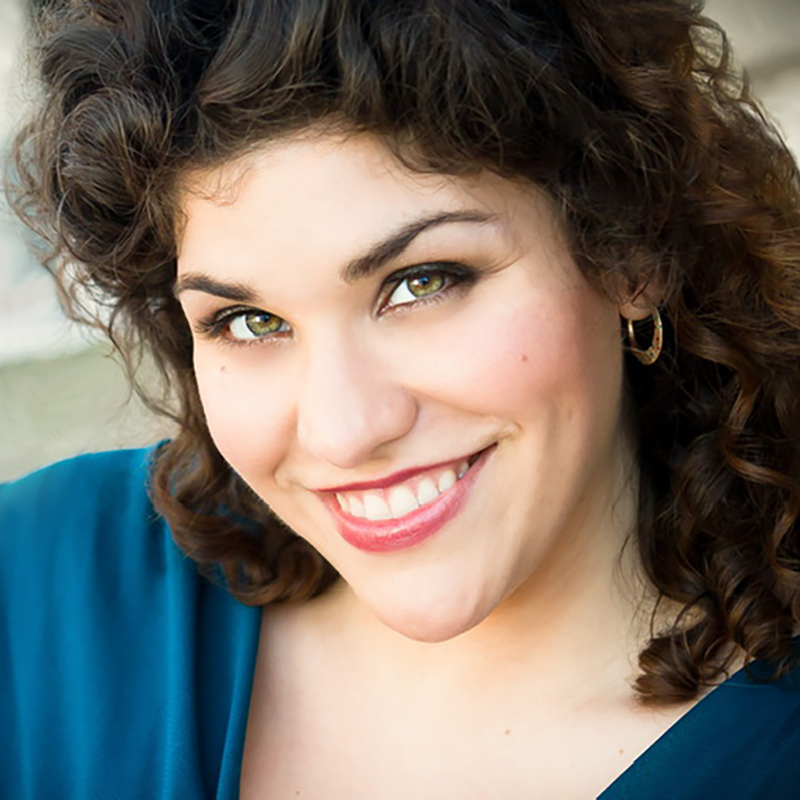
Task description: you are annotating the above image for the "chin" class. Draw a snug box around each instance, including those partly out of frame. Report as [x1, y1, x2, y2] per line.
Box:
[368, 583, 498, 643]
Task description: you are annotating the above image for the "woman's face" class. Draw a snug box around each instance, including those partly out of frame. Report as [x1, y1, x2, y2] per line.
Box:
[177, 133, 638, 641]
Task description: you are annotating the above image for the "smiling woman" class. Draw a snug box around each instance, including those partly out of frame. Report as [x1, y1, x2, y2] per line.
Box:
[3, 0, 800, 798]
[176, 137, 634, 647]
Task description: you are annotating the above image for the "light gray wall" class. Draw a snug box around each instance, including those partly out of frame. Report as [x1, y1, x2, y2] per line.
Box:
[0, 0, 172, 480]
[706, 0, 800, 155]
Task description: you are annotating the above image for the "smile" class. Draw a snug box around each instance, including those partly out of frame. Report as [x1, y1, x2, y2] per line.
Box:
[335, 458, 470, 521]
[322, 446, 493, 553]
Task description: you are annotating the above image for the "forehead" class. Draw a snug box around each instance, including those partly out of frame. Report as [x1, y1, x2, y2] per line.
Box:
[175, 132, 557, 284]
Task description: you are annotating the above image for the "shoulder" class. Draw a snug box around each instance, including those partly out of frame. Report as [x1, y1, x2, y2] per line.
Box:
[0, 446, 193, 645]
[605, 651, 800, 799]
[0, 446, 157, 531]
[0, 447, 169, 589]
[0, 448, 262, 796]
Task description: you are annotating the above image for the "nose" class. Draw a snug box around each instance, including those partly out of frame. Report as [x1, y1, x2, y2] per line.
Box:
[295, 340, 418, 469]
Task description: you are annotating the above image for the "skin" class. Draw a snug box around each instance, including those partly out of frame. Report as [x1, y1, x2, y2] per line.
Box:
[176, 132, 683, 797]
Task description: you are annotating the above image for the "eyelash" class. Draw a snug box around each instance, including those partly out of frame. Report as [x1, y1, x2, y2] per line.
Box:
[193, 262, 478, 346]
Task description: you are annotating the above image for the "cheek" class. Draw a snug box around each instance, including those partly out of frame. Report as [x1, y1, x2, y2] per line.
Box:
[192, 350, 295, 477]
[190, 286, 623, 479]
[409, 288, 623, 418]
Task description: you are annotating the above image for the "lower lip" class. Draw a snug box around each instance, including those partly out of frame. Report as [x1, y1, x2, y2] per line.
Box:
[323, 447, 493, 553]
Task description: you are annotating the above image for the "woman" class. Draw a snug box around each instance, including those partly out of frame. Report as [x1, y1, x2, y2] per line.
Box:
[3, 0, 800, 797]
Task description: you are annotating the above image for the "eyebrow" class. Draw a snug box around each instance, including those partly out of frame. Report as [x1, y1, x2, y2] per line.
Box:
[173, 274, 257, 303]
[340, 210, 496, 283]
[173, 209, 496, 300]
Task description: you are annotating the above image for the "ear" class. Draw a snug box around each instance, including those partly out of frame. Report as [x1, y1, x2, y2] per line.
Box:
[617, 282, 664, 321]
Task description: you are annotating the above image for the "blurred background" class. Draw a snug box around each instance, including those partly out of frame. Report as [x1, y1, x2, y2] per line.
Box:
[1, 0, 799, 482]
[0, 0, 176, 483]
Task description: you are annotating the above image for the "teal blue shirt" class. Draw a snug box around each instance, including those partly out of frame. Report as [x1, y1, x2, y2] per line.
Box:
[1, 448, 799, 798]
[0, 449, 261, 799]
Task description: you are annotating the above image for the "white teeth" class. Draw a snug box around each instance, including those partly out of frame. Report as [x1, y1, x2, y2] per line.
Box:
[416, 477, 440, 506]
[348, 493, 365, 518]
[387, 485, 419, 518]
[362, 492, 392, 521]
[438, 469, 456, 493]
[335, 457, 474, 521]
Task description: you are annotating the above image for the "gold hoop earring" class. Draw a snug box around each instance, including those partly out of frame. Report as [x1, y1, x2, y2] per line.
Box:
[626, 307, 663, 365]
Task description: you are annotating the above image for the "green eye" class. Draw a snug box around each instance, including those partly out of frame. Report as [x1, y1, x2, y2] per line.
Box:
[229, 310, 287, 340]
[407, 274, 444, 297]
[386, 271, 447, 308]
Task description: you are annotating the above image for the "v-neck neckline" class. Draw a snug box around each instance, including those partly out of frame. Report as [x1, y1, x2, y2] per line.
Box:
[597, 649, 789, 798]
[237, 603, 796, 799]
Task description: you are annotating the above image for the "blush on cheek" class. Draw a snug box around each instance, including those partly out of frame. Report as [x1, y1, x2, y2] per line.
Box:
[433, 306, 589, 412]
[423, 285, 621, 421]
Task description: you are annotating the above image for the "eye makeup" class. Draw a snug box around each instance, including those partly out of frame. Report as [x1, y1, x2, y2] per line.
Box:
[189, 260, 482, 346]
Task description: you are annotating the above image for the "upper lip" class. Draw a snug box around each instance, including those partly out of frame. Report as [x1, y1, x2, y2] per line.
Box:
[315, 448, 487, 494]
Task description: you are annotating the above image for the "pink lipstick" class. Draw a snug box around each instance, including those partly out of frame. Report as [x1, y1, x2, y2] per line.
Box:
[322, 446, 493, 553]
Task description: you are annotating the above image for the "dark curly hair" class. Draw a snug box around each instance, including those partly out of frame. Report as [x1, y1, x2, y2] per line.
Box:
[8, 0, 800, 705]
